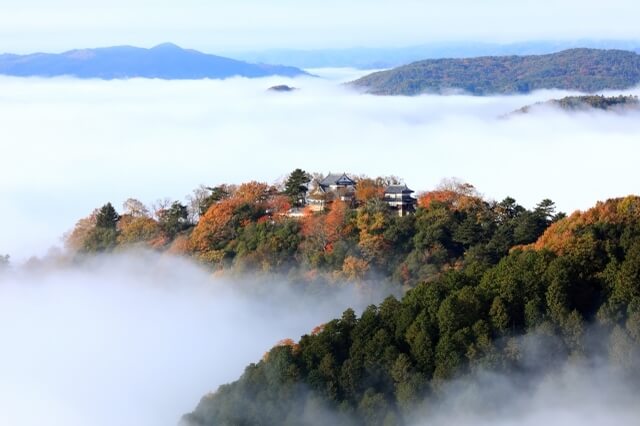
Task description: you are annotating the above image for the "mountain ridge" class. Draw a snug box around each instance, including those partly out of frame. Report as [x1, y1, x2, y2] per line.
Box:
[511, 94, 640, 115]
[351, 48, 640, 95]
[0, 43, 309, 80]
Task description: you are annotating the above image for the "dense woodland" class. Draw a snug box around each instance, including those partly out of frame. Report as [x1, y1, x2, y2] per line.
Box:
[513, 94, 640, 114]
[351, 48, 640, 95]
[63, 173, 562, 289]
[183, 195, 640, 426]
[19, 172, 640, 425]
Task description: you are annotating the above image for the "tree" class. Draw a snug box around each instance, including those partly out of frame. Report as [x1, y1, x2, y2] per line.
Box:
[284, 169, 311, 208]
[65, 213, 97, 251]
[122, 198, 149, 218]
[95, 203, 119, 229]
[189, 184, 233, 218]
[355, 178, 384, 203]
[157, 201, 190, 238]
[117, 216, 163, 247]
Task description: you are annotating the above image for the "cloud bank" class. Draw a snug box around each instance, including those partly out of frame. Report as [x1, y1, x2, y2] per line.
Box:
[1, 74, 640, 259]
[408, 332, 640, 426]
[0, 252, 387, 426]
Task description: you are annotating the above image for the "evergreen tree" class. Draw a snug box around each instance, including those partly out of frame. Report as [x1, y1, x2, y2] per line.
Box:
[95, 202, 119, 229]
[284, 168, 311, 208]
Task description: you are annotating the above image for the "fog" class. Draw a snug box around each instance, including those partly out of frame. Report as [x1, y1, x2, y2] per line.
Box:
[407, 332, 640, 426]
[2, 73, 640, 259]
[0, 252, 388, 426]
[408, 364, 639, 426]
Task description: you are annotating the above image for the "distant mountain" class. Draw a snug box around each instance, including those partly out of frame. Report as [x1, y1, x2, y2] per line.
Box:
[228, 40, 640, 69]
[350, 49, 640, 96]
[0, 43, 309, 79]
[511, 95, 640, 115]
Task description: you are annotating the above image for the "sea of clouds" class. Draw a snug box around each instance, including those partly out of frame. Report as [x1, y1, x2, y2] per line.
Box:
[1, 69, 639, 425]
[0, 252, 391, 426]
[1, 71, 640, 259]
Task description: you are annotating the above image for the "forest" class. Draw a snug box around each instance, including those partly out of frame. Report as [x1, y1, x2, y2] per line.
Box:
[63, 173, 561, 289]
[513, 94, 640, 114]
[19, 170, 640, 425]
[182, 194, 640, 426]
[351, 48, 640, 95]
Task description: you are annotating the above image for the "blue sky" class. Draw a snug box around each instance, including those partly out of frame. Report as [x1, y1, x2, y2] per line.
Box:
[1, 0, 639, 52]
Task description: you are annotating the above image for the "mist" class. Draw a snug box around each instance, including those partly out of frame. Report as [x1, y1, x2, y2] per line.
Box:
[2, 73, 640, 259]
[0, 251, 389, 426]
[407, 364, 638, 426]
[407, 331, 640, 426]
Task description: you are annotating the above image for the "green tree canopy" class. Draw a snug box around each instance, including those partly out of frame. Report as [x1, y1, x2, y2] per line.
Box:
[284, 168, 311, 208]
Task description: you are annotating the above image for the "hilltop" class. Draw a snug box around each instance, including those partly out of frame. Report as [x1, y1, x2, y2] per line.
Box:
[350, 49, 640, 95]
[183, 195, 640, 425]
[512, 94, 640, 114]
[0, 43, 308, 80]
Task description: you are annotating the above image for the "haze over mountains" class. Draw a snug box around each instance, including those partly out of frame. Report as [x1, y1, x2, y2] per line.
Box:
[230, 40, 640, 69]
[351, 49, 640, 95]
[511, 95, 640, 115]
[0, 43, 308, 79]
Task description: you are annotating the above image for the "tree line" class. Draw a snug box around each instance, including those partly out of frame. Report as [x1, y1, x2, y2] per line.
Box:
[65, 171, 562, 288]
[183, 195, 640, 426]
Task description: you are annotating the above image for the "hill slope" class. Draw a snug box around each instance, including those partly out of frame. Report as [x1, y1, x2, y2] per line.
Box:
[183, 195, 640, 426]
[511, 95, 640, 114]
[0, 43, 308, 79]
[351, 49, 640, 95]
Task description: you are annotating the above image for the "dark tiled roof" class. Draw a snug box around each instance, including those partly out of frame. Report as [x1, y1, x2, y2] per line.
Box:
[320, 173, 356, 187]
[385, 184, 414, 194]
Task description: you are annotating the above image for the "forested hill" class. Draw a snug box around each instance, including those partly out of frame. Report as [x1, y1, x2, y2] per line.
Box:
[350, 49, 640, 95]
[512, 94, 640, 114]
[65, 177, 563, 289]
[0, 43, 308, 79]
[183, 196, 640, 426]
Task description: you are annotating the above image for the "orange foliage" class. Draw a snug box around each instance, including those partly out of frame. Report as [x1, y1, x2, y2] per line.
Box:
[268, 194, 292, 217]
[166, 234, 191, 255]
[418, 179, 482, 211]
[311, 324, 326, 335]
[355, 178, 384, 203]
[263, 338, 300, 361]
[235, 181, 270, 203]
[64, 212, 97, 251]
[190, 198, 239, 253]
[189, 182, 274, 259]
[524, 196, 640, 255]
[342, 256, 370, 280]
[301, 201, 350, 253]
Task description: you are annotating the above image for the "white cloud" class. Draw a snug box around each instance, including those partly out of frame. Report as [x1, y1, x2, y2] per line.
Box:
[0, 252, 386, 426]
[1, 75, 639, 259]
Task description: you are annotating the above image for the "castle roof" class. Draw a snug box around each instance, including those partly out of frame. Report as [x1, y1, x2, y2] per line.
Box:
[319, 173, 356, 187]
[385, 184, 414, 194]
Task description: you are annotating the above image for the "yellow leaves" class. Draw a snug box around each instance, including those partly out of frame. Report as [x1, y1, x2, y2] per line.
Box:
[356, 208, 389, 263]
[64, 214, 96, 251]
[196, 249, 226, 265]
[342, 256, 370, 281]
[117, 215, 162, 246]
[617, 195, 640, 219]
